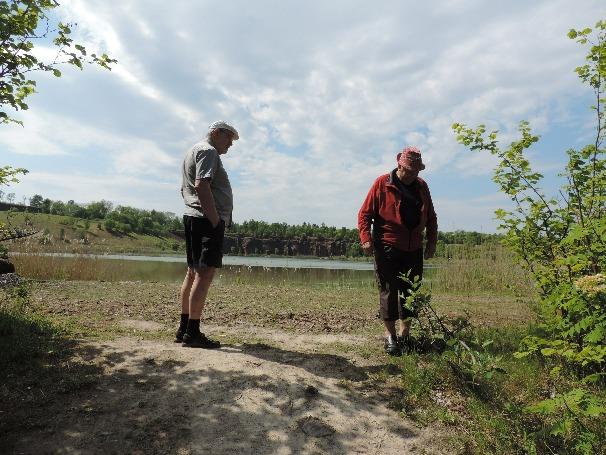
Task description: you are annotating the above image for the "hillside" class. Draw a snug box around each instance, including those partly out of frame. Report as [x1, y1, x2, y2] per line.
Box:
[0, 211, 184, 255]
[1, 211, 360, 258]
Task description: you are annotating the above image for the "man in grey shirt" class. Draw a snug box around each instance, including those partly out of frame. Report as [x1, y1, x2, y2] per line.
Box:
[176, 120, 239, 348]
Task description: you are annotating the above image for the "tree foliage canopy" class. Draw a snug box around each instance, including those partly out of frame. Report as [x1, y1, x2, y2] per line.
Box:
[1, 1, 115, 241]
[0, 0, 116, 124]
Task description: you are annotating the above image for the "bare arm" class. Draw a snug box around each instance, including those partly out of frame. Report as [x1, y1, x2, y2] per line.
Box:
[195, 178, 220, 227]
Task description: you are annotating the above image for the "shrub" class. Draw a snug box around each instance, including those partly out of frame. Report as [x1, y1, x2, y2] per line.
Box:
[453, 20, 606, 454]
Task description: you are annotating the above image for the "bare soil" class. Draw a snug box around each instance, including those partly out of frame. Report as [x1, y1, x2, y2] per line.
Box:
[3, 327, 451, 454]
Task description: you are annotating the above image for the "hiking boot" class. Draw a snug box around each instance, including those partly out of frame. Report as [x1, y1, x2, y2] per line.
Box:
[182, 332, 221, 349]
[383, 335, 401, 356]
[174, 329, 185, 343]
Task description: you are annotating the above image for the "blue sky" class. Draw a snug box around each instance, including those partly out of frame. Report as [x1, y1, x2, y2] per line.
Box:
[1, 0, 603, 231]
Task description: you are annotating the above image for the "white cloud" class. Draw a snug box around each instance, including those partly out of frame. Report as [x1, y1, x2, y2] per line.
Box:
[13, 171, 180, 211]
[0, 111, 178, 177]
[1, 0, 602, 230]
[435, 192, 513, 232]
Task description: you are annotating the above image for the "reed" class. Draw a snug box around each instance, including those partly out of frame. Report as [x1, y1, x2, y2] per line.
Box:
[8, 242, 535, 297]
[428, 243, 535, 296]
[9, 253, 123, 281]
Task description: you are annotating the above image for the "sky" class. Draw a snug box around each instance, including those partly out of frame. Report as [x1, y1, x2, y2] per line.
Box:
[1, 0, 603, 232]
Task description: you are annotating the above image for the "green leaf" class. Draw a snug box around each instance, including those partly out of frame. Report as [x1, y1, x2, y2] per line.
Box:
[584, 325, 605, 343]
[550, 419, 573, 436]
[582, 373, 606, 384]
[526, 397, 559, 414]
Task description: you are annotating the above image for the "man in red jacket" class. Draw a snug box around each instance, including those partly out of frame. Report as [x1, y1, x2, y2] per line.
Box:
[358, 146, 438, 355]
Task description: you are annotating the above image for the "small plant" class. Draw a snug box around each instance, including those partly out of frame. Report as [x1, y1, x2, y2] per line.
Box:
[446, 337, 506, 388]
[400, 273, 506, 388]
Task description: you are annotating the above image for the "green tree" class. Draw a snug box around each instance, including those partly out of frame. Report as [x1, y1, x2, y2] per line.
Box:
[41, 197, 51, 213]
[29, 193, 42, 208]
[1, 0, 116, 124]
[1, 1, 115, 242]
[48, 199, 64, 215]
[85, 200, 112, 219]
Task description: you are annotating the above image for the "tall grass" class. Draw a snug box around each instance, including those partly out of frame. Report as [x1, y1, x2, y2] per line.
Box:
[10, 253, 124, 281]
[7, 241, 535, 297]
[429, 243, 535, 296]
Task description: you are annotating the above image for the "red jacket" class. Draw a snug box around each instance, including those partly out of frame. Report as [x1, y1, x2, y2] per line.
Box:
[358, 172, 438, 252]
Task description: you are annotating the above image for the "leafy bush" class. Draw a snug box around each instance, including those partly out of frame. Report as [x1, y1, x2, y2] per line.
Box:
[453, 20, 606, 455]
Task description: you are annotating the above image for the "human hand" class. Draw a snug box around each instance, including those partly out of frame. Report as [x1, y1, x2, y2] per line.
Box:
[424, 243, 436, 260]
[362, 241, 374, 255]
[210, 216, 221, 229]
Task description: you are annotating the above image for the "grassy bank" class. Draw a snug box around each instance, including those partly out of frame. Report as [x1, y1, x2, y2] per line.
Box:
[1, 210, 184, 255]
[11, 222, 593, 453]
[8, 237, 536, 298]
[0, 282, 102, 449]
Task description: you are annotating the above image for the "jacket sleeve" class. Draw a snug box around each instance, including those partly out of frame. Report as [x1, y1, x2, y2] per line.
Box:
[424, 182, 438, 246]
[358, 179, 378, 245]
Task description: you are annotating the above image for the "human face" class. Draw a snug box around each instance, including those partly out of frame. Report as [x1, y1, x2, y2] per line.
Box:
[396, 165, 419, 184]
[211, 129, 235, 154]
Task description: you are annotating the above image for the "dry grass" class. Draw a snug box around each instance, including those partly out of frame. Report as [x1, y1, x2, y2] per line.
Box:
[9, 243, 536, 299]
[27, 279, 535, 339]
[10, 253, 125, 281]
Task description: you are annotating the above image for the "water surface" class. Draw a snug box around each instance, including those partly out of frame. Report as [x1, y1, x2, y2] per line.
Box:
[19, 253, 435, 288]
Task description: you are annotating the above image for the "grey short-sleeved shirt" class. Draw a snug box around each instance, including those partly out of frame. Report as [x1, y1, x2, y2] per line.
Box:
[181, 140, 233, 222]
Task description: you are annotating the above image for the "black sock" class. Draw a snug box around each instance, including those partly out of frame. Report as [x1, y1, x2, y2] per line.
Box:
[179, 314, 189, 332]
[186, 319, 200, 336]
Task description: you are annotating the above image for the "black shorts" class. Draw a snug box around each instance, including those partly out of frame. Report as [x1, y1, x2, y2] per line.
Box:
[183, 215, 225, 269]
[374, 244, 423, 321]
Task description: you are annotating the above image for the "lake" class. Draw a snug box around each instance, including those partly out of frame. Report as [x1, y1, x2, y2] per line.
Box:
[15, 253, 436, 288]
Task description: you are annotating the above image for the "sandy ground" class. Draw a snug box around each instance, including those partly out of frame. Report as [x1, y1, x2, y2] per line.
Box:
[7, 321, 452, 455]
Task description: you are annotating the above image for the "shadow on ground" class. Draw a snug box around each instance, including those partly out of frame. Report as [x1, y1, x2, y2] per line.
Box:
[2, 332, 419, 455]
[235, 341, 395, 381]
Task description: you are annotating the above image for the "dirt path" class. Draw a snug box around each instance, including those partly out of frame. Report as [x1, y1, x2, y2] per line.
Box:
[9, 322, 450, 455]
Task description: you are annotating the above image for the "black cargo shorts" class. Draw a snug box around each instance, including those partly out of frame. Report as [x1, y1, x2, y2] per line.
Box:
[183, 215, 225, 269]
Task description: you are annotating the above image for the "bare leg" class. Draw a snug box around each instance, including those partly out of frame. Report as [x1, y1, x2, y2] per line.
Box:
[180, 268, 195, 313]
[189, 266, 216, 319]
[399, 319, 411, 337]
[383, 320, 397, 338]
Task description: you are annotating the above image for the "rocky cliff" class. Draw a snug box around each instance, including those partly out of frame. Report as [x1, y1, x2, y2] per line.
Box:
[223, 235, 353, 257]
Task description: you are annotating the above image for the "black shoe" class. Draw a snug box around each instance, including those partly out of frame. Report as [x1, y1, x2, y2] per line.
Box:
[174, 329, 185, 343]
[182, 332, 221, 349]
[383, 335, 401, 356]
